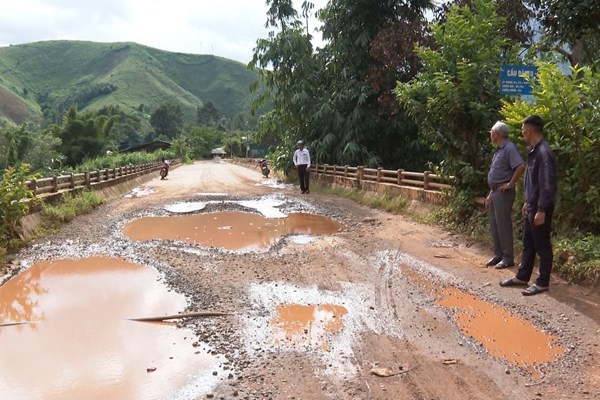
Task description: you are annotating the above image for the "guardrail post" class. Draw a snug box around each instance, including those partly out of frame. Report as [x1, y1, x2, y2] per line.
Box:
[397, 169, 404, 185]
[333, 165, 337, 176]
[104, 168, 109, 181]
[69, 173, 75, 189]
[344, 165, 348, 177]
[30, 179, 37, 194]
[357, 166, 364, 182]
[52, 176, 58, 192]
[377, 167, 383, 182]
[424, 171, 431, 190]
[84, 172, 90, 187]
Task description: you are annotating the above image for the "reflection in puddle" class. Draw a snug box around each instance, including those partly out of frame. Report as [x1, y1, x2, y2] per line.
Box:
[123, 211, 344, 251]
[270, 304, 348, 351]
[437, 287, 563, 367]
[0, 257, 220, 400]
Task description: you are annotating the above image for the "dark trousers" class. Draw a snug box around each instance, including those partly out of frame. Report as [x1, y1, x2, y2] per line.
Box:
[516, 205, 554, 287]
[488, 188, 516, 264]
[297, 164, 309, 192]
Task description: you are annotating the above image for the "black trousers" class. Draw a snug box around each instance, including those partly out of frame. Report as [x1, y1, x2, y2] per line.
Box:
[297, 164, 309, 192]
[516, 204, 554, 287]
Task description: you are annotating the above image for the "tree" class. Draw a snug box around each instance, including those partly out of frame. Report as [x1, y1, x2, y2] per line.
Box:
[528, 0, 600, 67]
[197, 101, 221, 127]
[308, 0, 435, 167]
[50, 105, 103, 166]
[249, 0, 317, 160]
[150, 103, 184, 138]
[395, 0, 518, 204]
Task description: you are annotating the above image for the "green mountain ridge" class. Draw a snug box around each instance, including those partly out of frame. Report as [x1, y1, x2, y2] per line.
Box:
[0, 40, 258, 125]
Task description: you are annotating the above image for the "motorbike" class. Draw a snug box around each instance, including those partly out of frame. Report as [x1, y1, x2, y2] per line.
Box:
[160, 163, 169, 180]
[258, 159, 270, 178]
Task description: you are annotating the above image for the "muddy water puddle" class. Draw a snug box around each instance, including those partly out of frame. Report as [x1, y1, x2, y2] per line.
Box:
[270, 304, 348, 351]
[437, 287, 563, 367]
[0, 257, 219, 400]
[123, 211, 344, 251]
[400, 266, 564, 368]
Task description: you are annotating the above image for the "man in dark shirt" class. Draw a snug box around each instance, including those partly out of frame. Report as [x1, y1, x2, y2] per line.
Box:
[484, 121, 525, 269]
[499, 115, 557, 296]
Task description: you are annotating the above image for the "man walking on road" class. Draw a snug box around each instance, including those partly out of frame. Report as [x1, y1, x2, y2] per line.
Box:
[485, 121, 525, 269]
[500, 115, 557, 296]
[293, 140, 310, 194]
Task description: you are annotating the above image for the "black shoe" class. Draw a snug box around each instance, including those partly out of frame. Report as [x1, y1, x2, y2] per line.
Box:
[304, 190, 310, 194]
[494, 261, 515, 269]
[485, 256, 502, 267]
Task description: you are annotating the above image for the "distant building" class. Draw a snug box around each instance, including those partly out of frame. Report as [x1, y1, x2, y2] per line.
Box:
[211, 147, 227, 158]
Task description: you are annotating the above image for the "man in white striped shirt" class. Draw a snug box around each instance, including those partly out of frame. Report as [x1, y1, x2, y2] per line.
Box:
[293, 140, 310, 194]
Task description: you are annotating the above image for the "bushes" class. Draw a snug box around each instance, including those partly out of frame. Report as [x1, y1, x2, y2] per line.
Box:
[41, 190, 103, 226]
[0, 164, 36, 250]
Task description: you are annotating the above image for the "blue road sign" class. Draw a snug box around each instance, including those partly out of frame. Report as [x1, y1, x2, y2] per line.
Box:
[500, 65, 537, 95]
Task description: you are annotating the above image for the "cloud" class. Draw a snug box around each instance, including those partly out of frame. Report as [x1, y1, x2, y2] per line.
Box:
[0, 0, 328, 63]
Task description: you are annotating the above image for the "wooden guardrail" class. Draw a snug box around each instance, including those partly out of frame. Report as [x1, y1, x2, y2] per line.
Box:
[311, 164, 454, 192]
[23, 161, 174, 197]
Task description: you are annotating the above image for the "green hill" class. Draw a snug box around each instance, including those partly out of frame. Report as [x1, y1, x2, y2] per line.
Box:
[0, 40, 259, 125]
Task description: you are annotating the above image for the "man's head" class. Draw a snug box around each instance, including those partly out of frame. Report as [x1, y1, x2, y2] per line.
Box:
[489, 121, 509, 144]
[296, 140, 304, 149]
[521, 115, 544, 145]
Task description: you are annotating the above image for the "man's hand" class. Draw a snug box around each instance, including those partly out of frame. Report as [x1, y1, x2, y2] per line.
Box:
[522, 203, 527, 217]
[485, 193, 491, 208]
[534, 211, 545, 226]
[498, 182, 512, 192]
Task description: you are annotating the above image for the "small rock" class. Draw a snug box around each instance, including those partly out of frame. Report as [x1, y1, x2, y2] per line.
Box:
[146, 367, 157, 373]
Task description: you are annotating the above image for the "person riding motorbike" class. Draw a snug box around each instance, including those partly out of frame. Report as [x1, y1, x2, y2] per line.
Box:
[160, 158, 170, 180]
[258, 159, 270, 178]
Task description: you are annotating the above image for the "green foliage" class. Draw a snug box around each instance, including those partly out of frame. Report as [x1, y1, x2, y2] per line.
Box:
[150, 103, 184, 138]
[75, 150, 174, 172]
[554, 233, 600, 284]
[197, 101, 221, 127]
[395, 0, 517, 194]
[268, 144, 295, 176]
[41, 190, 103, 226]
[0, 164, 36, 248]
[313, 185, 408, 214]
[184, 125, 222, 159]
[528, 0, 600, 67]
[501, 63, 600, 231]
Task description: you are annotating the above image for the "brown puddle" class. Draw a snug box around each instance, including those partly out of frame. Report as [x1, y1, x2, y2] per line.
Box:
[0, 257, 218, 400]
[270, 304, 348, 351]
[123, 211, 344, 251]
[437, 287, 564, 368]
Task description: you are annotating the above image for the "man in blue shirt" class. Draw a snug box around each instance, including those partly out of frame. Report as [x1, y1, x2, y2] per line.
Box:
[500, 115, 557, 296]
[485, 121, 525, 269]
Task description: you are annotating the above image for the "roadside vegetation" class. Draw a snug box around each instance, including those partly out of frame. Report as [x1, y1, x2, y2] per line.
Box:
[40, 190, 104, 228]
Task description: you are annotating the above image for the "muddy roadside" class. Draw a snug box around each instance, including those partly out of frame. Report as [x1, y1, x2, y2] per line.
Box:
[3, 160, 599, 400]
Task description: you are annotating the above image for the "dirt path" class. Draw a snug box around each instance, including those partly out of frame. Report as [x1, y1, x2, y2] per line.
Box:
[13, 161, 600, 399]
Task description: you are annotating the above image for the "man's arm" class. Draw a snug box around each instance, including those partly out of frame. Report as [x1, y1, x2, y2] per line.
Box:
[306, 150, 310, 168]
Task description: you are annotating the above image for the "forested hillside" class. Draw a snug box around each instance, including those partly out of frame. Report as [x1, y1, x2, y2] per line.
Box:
[0, 40, 258, 124]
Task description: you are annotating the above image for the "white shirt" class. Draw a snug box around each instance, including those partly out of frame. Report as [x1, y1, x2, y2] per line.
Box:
[293, 148, 310, 167]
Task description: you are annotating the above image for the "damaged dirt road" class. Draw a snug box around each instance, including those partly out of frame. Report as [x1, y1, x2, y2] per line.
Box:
[3, 160, 600, 400]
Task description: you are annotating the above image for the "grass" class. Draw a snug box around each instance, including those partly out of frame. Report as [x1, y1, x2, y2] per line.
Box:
[41, 190, 104, 227]
[313, 184, 408, 214]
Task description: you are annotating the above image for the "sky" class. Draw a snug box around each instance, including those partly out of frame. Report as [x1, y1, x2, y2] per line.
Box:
[0, 0, 329, 64]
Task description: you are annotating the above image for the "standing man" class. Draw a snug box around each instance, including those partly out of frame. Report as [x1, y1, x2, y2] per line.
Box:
[485, 121, 525, 269]
[500, 115, 557, 296]
[293, 140, 310, 194]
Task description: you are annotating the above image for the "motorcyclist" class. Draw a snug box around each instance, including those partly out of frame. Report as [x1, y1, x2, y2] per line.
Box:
[160, 157, 170, 180]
